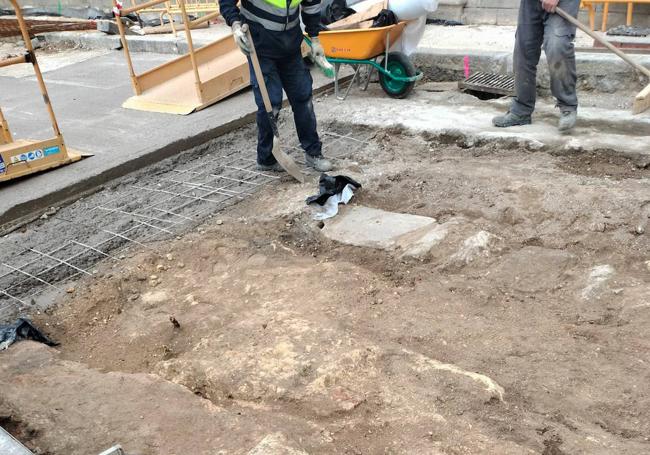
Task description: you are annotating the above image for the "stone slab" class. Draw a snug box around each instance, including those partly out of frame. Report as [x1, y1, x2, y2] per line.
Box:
[0, 427, 33, 455]
[428, 4, 466, 22]
[322, 205, 439, 251]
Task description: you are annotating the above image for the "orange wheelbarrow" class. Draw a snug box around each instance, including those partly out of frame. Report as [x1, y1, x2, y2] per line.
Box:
[307, 22, 422, 100]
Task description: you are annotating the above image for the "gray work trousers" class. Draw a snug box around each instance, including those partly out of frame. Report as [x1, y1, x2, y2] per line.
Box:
[510, 0, 580, 116]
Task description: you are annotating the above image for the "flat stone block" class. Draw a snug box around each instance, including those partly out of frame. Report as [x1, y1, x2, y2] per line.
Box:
[428, 5, 466, 21]
[463, 7, 519, 25]
[322, 206, 445, 255]
[0, 427, 33, 455]
[465, 0, 518, 9]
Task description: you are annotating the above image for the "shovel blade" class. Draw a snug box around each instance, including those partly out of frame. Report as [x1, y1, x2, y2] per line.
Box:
[272, 136, 305, 183]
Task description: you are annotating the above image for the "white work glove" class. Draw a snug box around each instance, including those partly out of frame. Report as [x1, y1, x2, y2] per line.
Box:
[310, 36, 325, 60]
[232, 21, 250, 55]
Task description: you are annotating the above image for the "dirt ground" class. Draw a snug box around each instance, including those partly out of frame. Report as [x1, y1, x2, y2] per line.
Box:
[1, 124, 650, 454]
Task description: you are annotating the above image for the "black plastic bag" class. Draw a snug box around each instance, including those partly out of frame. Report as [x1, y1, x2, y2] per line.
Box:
[306, 173, 362, 206]
[372, 9, 398, 28]
[321, 0, 356, 26]
[0, 318, 58, 351]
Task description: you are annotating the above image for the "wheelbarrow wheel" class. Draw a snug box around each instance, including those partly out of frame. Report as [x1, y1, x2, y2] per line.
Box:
[378, 52, 416, 99]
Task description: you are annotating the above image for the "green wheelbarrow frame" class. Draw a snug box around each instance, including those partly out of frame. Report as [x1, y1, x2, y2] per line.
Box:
[304, 35, 423, 101]
[328, 56, 423, 100]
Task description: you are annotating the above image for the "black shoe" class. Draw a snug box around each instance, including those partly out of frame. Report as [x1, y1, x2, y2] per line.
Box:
[257, 162, 285, 172]
[492, 111, 532, 128]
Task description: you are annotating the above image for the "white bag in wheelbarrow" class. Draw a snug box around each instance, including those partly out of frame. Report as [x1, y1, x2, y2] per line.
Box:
[387, 0, 438, 55]
[388, 0, 438, 21]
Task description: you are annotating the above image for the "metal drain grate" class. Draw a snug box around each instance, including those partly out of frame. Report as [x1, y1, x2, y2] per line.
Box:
[459, 72, 515, 97]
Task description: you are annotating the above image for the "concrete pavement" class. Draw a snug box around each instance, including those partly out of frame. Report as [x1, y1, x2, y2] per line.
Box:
[1, 23, 649, 228]
[0, 49, 336, 228]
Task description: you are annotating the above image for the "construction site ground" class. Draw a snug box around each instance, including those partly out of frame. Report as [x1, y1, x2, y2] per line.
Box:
[2, 22, 650, 227]
[1, 78, 650, 453]
[1, 20, 650, 455]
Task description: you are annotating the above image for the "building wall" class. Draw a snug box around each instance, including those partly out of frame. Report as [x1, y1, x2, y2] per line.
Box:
[0, 0, 110, 17]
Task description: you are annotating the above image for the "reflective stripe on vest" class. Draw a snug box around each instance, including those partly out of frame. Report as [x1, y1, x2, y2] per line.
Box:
[264, 0, 301, 9]
[241, 7, 301, 30]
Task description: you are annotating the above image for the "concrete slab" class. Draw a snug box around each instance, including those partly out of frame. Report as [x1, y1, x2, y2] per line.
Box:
[322, 205, 441, 252]
[0, 50, 337, 227]
[2, 23, 648, 228]
[0, 427, 33, 455]
[315, 88, 650, 156]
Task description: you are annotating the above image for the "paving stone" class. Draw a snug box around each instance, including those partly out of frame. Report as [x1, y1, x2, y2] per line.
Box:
[0, 428, 33, 455]
[322, 206, 449, 257]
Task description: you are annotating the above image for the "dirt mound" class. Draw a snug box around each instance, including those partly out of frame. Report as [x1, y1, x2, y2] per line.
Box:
[3, 129, 650, 454]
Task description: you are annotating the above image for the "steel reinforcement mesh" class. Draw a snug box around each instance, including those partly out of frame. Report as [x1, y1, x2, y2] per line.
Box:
[0, 127, 374, 322]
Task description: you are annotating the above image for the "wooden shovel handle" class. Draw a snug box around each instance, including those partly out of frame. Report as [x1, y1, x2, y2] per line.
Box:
[246, 28, 274, 115]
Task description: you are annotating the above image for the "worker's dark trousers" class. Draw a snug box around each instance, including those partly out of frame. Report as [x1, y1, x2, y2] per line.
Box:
[510, 0, 580, 117]
[248, 52, 322, 166]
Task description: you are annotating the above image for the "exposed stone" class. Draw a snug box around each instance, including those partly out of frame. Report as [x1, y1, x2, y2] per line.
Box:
[581, 265, 615, 300]
[247, 433, 308, 455]
[450, 230, 501, 265]
[322, 206, 440, 253]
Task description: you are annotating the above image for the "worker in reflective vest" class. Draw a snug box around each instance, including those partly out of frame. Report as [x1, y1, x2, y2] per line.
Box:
[220, 0, 334, 172]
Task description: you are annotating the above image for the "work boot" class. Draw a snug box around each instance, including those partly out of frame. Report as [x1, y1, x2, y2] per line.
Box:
[492, 111, 532, 128]
[558, 110, 577, 133]
[257, 162, 285, 172]
[305, 154, 333, 172]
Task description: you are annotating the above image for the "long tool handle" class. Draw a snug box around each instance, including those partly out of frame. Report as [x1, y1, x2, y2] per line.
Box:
[555, 7, 650, 78]
[244, 28, 305, 182]
[246, 28, 279, 136]
[11, 0, 63, 137]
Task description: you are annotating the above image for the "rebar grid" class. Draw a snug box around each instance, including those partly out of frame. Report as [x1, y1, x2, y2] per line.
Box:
[0, 128, 372, 322]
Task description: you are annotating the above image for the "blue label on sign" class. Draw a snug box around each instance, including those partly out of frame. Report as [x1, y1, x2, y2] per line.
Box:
[44, 146, 61, 157]
[0, 154, 5, 174]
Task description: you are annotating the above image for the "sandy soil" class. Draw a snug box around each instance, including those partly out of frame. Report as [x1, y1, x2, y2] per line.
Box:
[1, 123, 649, 454]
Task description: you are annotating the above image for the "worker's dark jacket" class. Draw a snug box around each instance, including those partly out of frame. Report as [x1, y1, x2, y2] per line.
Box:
[220, 0, 321, 58]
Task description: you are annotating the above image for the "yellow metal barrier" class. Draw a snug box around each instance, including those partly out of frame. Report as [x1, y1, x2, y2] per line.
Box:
[0, 108, 11, 145]
[0, 0, 85, 183]
[113, 0, 249, 115]
[581, 0, 650, 30]
[129, 0, 220, 35]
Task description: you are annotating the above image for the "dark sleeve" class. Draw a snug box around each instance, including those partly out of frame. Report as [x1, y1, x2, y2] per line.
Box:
[219, 0, 243, 26]
[301, 0, 321, 37]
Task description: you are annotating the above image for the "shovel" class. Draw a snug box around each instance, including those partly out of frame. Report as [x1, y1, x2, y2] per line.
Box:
[245, 28, 306, 183]
[555, 6, 650, 114]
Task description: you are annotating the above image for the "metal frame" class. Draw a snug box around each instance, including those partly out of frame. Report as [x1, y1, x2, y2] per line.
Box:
[580, 0, 650, 30]
[332, 57, 422, 100]
[129, 0, 221, 36]
[0, 0, 84, 183]
[0, 108, 11, 145]
[114, 0, 249, 115]
[305, 32, 422, 101]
